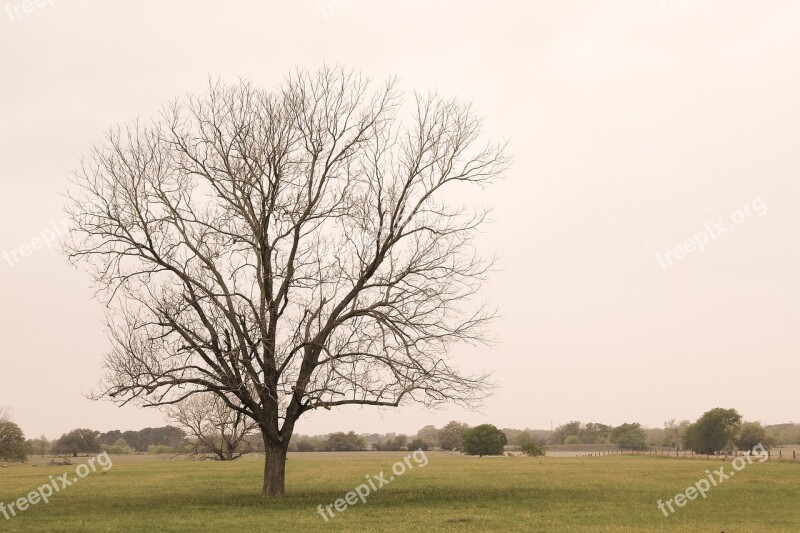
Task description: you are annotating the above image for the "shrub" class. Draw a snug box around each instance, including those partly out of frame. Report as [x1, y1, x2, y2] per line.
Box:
[521, 441, 547, 457]
[462, 424, 507, 456]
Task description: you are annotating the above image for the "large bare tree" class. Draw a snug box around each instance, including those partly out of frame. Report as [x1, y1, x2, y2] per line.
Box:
[65, 68, 509, 497]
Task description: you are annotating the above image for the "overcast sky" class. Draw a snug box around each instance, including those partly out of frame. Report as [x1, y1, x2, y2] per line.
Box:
[1, 1, 798, 439]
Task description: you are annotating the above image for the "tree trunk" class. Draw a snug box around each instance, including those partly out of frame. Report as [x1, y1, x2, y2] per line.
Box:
[262, 432, 288, 498]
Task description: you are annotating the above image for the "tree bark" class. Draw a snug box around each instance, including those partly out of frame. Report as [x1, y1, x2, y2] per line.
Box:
[262, 432, 288, 498]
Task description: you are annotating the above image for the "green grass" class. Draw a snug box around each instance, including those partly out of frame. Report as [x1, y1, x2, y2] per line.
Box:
[1, 452, 798, 532]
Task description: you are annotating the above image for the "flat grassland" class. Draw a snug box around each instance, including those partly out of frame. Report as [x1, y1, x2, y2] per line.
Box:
[1, 452, 798, 532]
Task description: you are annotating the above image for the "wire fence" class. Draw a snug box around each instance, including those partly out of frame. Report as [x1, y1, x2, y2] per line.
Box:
[571, 448, 800, 461]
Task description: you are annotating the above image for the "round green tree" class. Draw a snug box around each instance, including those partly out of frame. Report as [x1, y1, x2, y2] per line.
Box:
[683, 408, 742, 454]
[461, 424, 507, 457]
[736, 422, 769, 451]
[53, 429, 101, 457]
[0, 420, 28, 462]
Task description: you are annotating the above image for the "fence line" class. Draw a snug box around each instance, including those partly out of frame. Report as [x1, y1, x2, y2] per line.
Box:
[572, 448, 798, 461]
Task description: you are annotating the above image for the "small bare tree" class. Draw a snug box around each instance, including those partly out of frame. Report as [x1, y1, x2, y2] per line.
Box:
[167, 393, 257, 460]
[65, 67, 509, 497]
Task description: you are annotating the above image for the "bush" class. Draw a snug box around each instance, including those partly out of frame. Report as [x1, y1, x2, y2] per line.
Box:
[520, 441, 547, 457]
[147, 445, 174, 454]
[462, 424, 507, 456]
[104, 438, 136, 455]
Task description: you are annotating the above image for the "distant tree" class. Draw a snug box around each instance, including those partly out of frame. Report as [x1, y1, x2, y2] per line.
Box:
[462, 424, 507, 457]
[104, 438, 136, 455]
[765, 423, 800, 446]
[147, 445, 175, 454]
[53, 429, 101, 457]
[373, 434, 407, 451]
[416, 425, 440, 450]
[294, 438, 318, 452]
[653, 419, 691, 448]
[580, 423, 611, 444]
[520, 441, 547, 457]
[549, 421, 581, 444]
[408, 438, 429, 451]
[97, 430, 123, 447]
[27, 435, 51, 458]
[513, 432, 534, 447]
[324, 431, 365, 452]
[609, 423, 647, 450]
[551, 421, 612, 445]
[500, 428, 523, 445]
[736, 422, 769, 451]
[167, 394, 256, 460]
[684, 408, 742, 454]
[0, 419, 28, 462]
[438, 421, 469, 451]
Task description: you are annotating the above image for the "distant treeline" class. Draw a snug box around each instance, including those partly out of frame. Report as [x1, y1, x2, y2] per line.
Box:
[289, 420, 800, 453]
[22, 427, 190, 458]
[6, 417, 800, 462]
[97, 427, 186, 452]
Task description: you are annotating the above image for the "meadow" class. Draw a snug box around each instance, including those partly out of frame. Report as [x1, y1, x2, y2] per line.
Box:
[0, 451, 798, 532]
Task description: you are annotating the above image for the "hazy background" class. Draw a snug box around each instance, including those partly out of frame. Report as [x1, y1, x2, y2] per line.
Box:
[1, 0, 798, 439]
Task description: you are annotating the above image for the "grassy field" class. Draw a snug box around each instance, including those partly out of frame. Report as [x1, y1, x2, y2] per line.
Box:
[1, 451, 798, 532]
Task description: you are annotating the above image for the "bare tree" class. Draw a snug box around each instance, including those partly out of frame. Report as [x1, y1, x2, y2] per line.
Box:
[0, 407, 9, 423]
[167, 393, 257, 460]
[65, 67, 509, 497]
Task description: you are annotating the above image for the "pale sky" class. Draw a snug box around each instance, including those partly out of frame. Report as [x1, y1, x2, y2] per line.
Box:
[1, 0, 798, 440]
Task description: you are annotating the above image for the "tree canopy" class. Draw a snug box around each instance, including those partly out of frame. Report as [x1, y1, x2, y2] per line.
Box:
[461, 424, 507, 456]
[683, 408, 742, 454]
[0, 419, 28, 462]
[609, 423, 647, 450]
[53, 429, 101, 457]
[438, 421, 469, 451]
